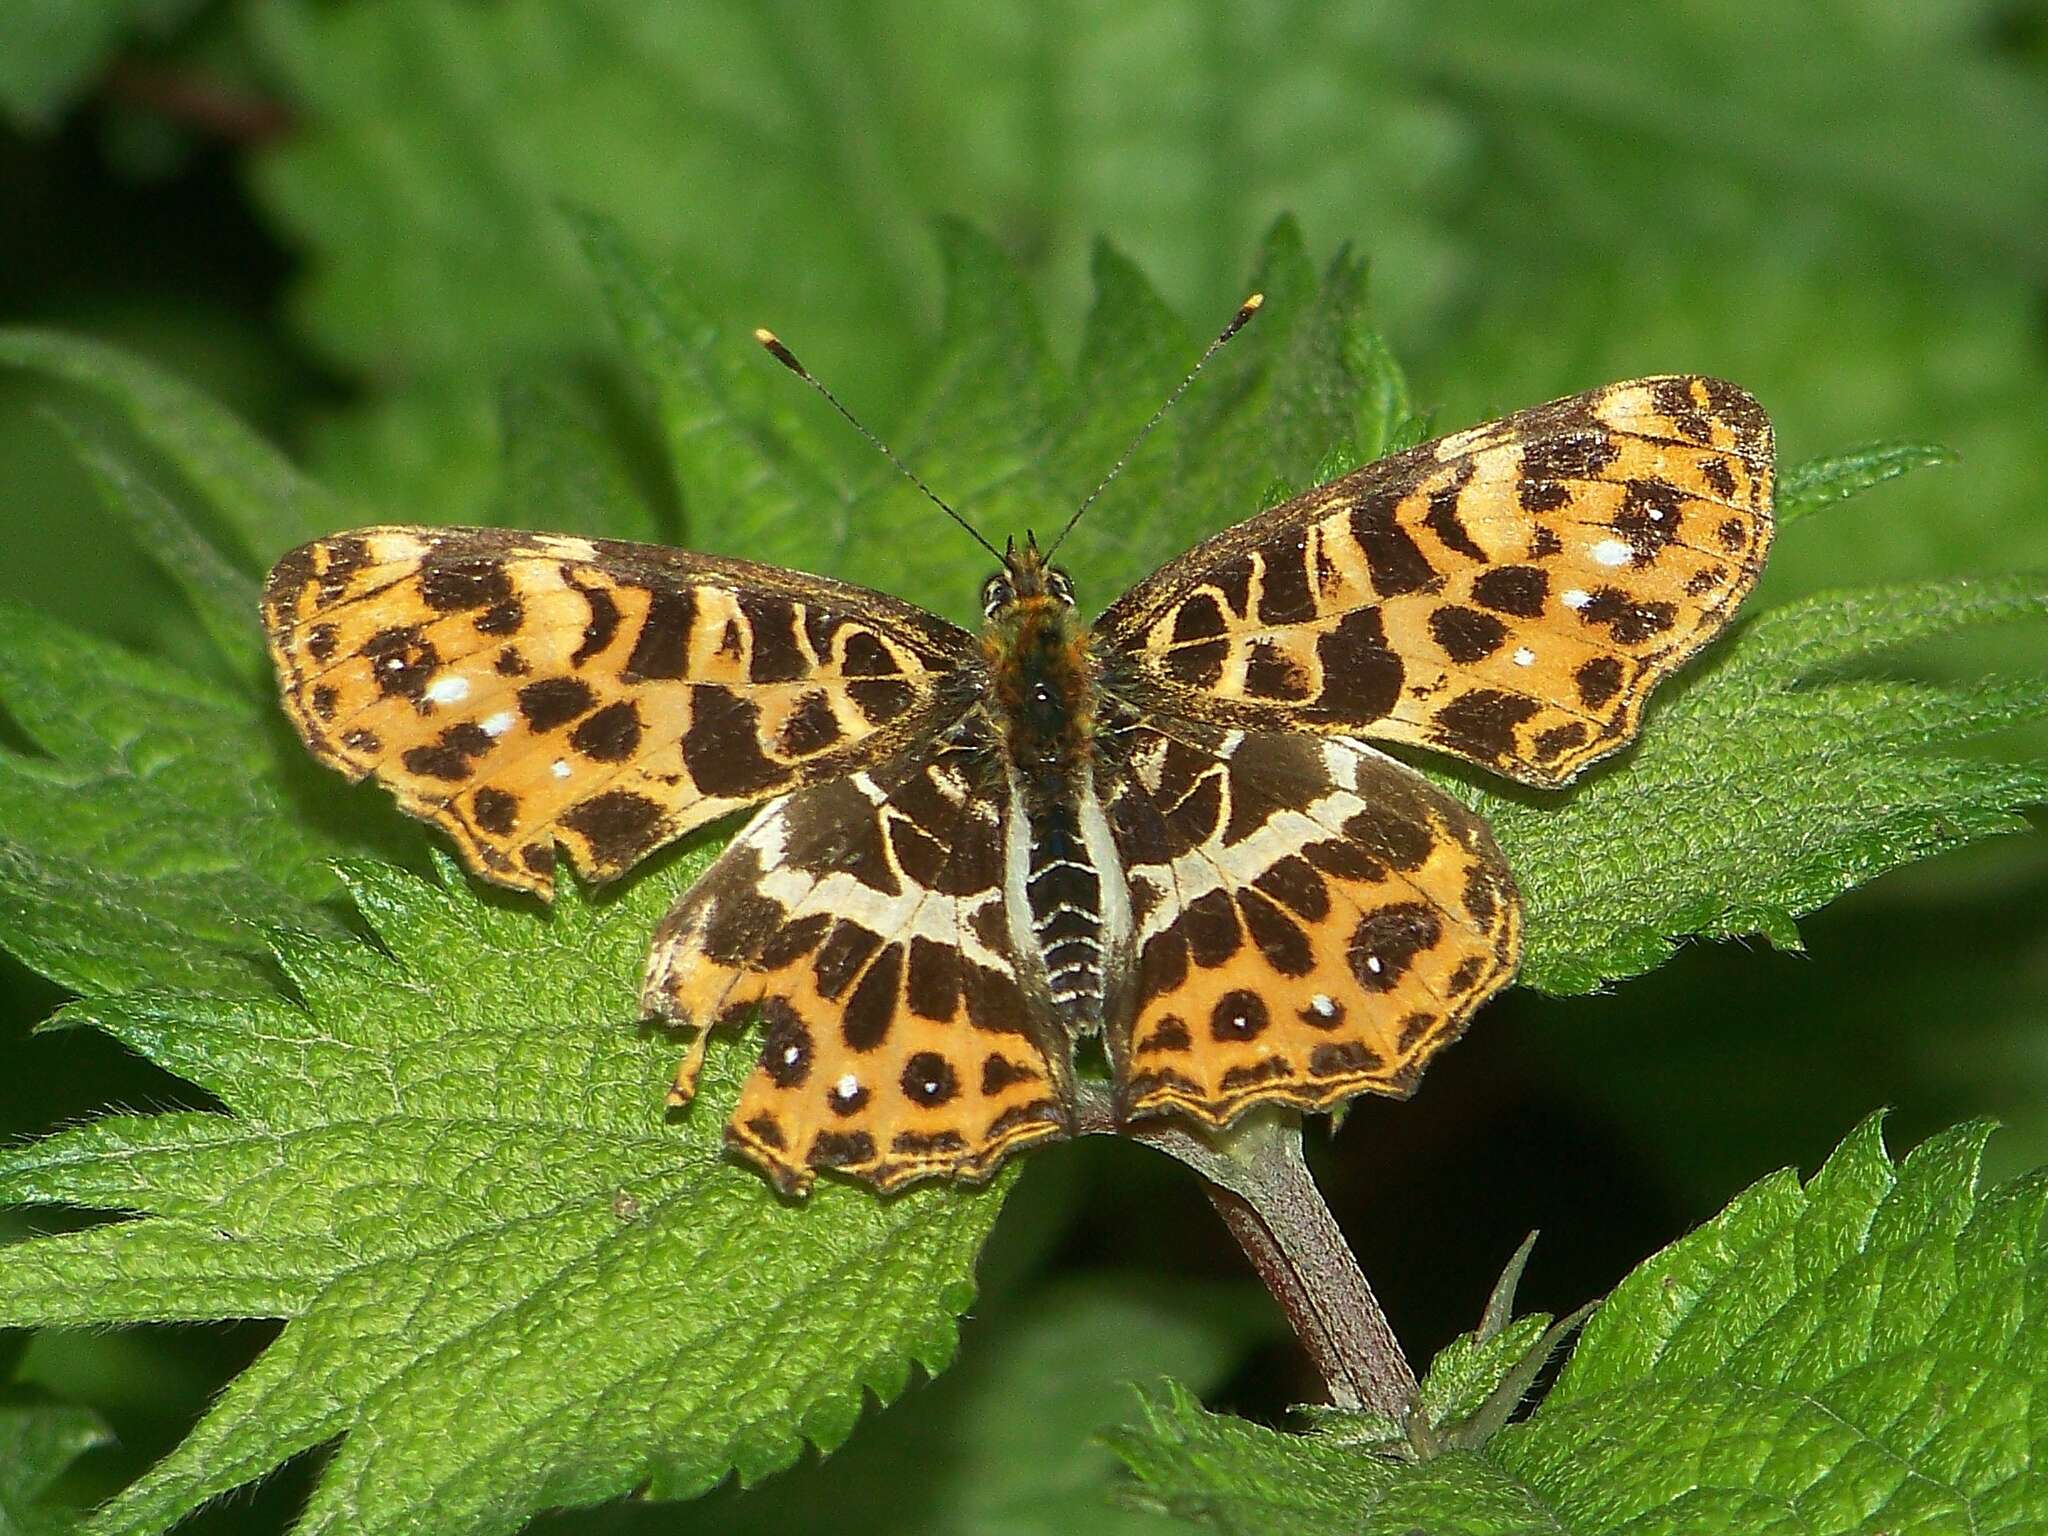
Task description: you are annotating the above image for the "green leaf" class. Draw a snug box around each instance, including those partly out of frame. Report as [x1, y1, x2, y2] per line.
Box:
[661, 1275, 1272, 1536]
[568, 205, 861, 577]
[253, 1, 2045, 409]
[245, 2, 1467, 503]
[1405, 1234, 1590, 1456]
[0, 1395, 113, 1536]
[0, 600, 364, 998]
[1299, 1234, 1591, 1462]
[1108, 1117, 2048, 1534]
[0, 329, 346, 564]
[0, 856, 1009, 1536]
[492, 367, 670, 545]
[1491, 573, 2048, 994]
[1777, 440, 1958, 528]
[584, 212, 1420, 627]
[43, 412, 267, 693]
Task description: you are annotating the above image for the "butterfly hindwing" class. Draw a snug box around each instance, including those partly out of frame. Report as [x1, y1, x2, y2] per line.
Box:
[641, 718, 1072, 1194]
[262, 526, 972, 894]
[1102, 719, 1519, 1125]
[1097, 376, 1773, 788]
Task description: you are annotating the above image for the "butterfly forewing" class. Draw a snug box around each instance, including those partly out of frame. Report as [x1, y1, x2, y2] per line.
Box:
[1100, 720, 1519, 1124]
[263, 526, 972, 894]
[1098, 376, 1773, 787]
[641, 716, 1072, 1194]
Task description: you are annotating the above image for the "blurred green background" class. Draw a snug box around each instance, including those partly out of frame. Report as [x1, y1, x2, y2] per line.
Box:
[3, 2, 2045, 1528]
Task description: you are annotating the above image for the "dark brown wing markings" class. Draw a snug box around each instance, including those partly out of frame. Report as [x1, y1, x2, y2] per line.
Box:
[263, 525, 976, 895]
[1095, 376, 1773, 788]
[642, 719, 1068, 1194]
[1100, 718, 1519, 1126]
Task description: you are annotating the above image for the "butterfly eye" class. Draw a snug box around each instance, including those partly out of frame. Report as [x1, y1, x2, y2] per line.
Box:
[1047, 569, 1078, 607]
[981, 575, 1014, 618]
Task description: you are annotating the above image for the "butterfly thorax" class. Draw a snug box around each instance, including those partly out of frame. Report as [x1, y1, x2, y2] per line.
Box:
[981, 595, 1097, 803]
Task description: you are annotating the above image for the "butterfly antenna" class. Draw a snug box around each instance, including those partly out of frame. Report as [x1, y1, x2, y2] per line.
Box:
[753, 328, 1007, 566]
[1044, 292, 1263, 559]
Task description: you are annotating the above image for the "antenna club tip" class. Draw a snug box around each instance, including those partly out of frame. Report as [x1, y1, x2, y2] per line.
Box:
[753, 328, 805, 373]
[1220, 293, 1263, 341]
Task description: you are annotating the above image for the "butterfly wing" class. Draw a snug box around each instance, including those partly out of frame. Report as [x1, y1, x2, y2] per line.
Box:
[1101, 717, 1518, 1125]
[643, 716, 1071, 1194]
[262, 526, 973, 894]
[1096, 376, 1773, 788]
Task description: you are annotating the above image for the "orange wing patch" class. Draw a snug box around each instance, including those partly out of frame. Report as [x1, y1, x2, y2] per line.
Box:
[642, 721, 1071, 1194]
[262, 526, 971, 894]
[1100, 375, 1773, 787]
[1104, 723, 1518, 1126]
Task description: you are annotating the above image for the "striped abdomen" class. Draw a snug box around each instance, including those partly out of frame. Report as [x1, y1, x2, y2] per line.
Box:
[1025, 803, 1107, 1022]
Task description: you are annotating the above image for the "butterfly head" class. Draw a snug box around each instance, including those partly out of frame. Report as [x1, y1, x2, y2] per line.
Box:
[981, 532, 1077, 620]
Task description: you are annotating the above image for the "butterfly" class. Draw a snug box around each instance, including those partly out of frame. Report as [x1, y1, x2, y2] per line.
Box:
[261, 319, 1773, 1196]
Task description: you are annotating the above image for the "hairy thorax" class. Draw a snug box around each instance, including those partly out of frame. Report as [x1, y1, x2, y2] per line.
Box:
[981, 595, 1098, 800]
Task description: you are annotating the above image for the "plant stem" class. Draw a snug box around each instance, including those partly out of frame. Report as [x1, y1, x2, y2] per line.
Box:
[1071, 1086, 1416, 1417]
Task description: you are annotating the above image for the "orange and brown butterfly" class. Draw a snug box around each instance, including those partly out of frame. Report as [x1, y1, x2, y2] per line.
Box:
[261, 299, 1773, 1196]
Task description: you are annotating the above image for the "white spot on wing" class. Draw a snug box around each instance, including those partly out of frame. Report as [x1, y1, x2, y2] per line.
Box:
[835, 1073, 861, 1099]
[1512, 647, 1536, 667]
[1562, 588, 1592, 610]
[551, 759, 571, 779]
[481, 709, 516, 737]
[1310, 994, 1338, 1018]
[1591, 539, 1631, 567]
[425, 675, 470, 705]
[1366, 955, 1384, 974]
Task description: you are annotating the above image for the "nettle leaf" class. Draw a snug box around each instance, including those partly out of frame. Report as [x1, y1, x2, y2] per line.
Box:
[0, 1394, 113, 1536]
[491, 366, 671, 546]
[0, 599, 361, 998]
[0, 329, 347, 565]
[1108, 1117, 2048, 1534]
[1776, 441, 1958, 528]
[582, 210, 1422, 627]
[48, 411, 270, 694]
[247, 3, 1467, 481]
[0, 856, 1009, 1536]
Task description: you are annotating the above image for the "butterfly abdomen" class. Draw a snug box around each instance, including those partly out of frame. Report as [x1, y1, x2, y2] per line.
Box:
[1022, 802, 1107, 1021]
